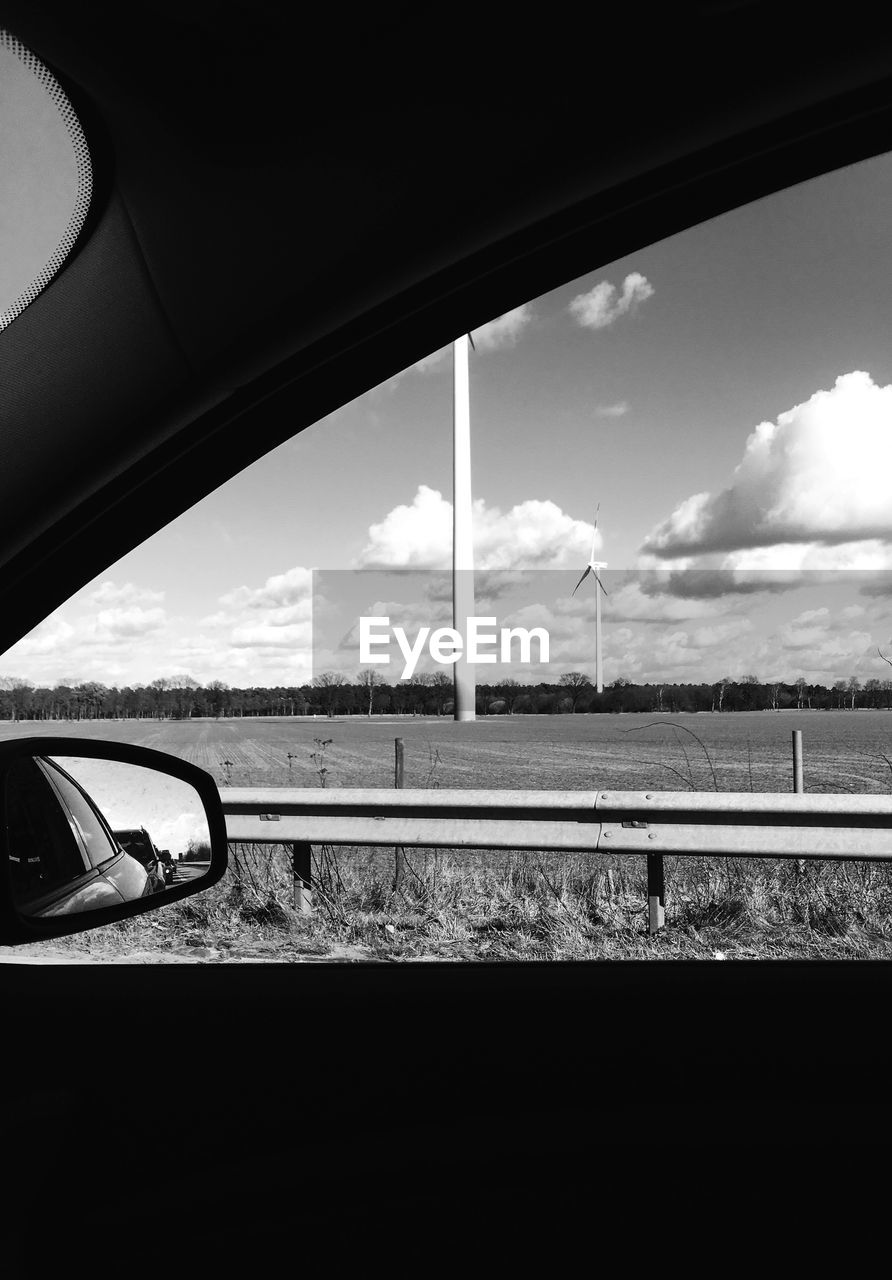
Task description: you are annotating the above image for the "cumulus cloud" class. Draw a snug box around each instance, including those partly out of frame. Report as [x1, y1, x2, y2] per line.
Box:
[357, 486, 598, 571]
[220, 565, 313, 612]
[642, 372, 892, 562]
[90, 581, 165, 606]
[167, 630, 313, 685]
[471, 305, 534, 351]
[569, 273, 654, 330]
[9, 616, 75, 655]
[187, 565, 315, 674]
[776, 611, 875, 670]
[359, 487, 450, 568]
[0, 596, 173, 685]
[96, 607, 166, 638]
[398, 306, 535, 378]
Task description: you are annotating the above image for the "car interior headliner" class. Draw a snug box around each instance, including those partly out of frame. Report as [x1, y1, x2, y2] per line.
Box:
[2, 2, 892, 653]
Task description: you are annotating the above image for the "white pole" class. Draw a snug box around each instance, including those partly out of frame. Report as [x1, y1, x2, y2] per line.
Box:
[595, 571, 603, 694]
[453, 335, 476, 721]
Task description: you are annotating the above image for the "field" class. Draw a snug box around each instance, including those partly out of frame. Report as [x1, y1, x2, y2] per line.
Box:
[4, 707, 892, 792]
[3, 710, 892, 963]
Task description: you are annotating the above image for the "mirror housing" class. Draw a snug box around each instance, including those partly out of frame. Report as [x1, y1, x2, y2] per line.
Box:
[0, 737, 227, 945]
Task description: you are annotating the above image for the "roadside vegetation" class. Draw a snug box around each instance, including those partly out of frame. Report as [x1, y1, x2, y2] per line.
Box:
[10, 717, 892, 962]
[56, 840, 892, 961]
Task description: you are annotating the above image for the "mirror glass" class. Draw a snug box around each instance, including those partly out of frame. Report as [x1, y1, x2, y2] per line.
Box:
[5, 755, 211, 918]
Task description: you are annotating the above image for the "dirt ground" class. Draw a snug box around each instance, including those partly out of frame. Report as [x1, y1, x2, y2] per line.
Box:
[0, 940, 379, 964]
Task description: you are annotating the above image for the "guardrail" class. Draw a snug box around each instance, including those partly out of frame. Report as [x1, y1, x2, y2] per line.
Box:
[221, 787, 892, 932]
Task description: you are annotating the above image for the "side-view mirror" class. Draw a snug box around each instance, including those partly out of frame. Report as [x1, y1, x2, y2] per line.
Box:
[0, 737, 227, 944]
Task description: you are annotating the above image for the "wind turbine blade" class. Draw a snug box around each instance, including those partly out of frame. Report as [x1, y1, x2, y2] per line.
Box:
[468, 331, 476, 352]
[597, 575, 609, 598]
[571, 565, 592, 596]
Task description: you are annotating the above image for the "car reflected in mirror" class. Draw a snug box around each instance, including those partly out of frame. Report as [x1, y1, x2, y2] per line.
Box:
[0, 738, 226, 942]
[6, 755, 214, 918]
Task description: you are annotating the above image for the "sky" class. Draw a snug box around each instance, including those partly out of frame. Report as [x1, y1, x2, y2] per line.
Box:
[4, 146, 892, 690]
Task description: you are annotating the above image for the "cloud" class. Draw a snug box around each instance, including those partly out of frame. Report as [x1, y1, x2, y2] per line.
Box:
[686, 619, 753, 649]
[396, 306, 535, 379]
[595, 402, 629, 418]
[96, 607, 167, 638]
[90, 581, 165, 606]
[357, 486, 599, 570]
[409, 349, 449, 375]
[183, 565, 315, 673]
[220, 566, 313, 612]
[229, 623, 311, 650]
[0, 595, 174, 686]
[638, 568, 805, 599]
[471, 305, 534, 351]
[642, 372, 892, 561]
[775, 612, 875, 668]
[8, 616, 75, 655]
[422, 569, 528, 605]
[856, 573, 892, 597]
[569, 273, 654, 330]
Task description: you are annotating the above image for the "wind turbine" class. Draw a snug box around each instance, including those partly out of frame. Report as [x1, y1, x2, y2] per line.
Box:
[571, 504, 608, 693]
[453, 332, 476, 721]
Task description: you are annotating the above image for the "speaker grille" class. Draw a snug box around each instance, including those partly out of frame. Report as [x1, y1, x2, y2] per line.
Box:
[0, 29, 93, 332]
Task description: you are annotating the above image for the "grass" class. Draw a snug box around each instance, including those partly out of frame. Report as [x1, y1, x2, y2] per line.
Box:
[8, 713, 892, 961]
[51, 839, 892, 962]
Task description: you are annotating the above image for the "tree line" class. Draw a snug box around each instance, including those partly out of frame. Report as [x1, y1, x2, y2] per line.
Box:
[1, 668, 891, 720]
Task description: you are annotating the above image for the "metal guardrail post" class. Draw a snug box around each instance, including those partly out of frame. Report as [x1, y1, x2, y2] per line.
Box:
[394, 738, 405, 891]
[292, 841, 312, 913]
[647, 853, 665, 935]
[792, 729, 805, 876]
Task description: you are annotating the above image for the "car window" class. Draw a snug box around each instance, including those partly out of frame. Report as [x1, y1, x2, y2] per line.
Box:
[3, 148, 892, 959]
[114, 830, 155, 868]
[4, 758, 89, 904]
[40, 762, 121, 871]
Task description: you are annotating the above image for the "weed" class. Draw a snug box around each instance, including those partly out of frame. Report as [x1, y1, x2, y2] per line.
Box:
[311, 737, 333, 788]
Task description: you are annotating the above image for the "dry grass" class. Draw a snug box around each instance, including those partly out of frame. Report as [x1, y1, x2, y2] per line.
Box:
[56, 841, 892, 961]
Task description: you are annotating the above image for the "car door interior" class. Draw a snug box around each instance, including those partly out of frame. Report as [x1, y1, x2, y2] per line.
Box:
[1, 6, 892, 1274]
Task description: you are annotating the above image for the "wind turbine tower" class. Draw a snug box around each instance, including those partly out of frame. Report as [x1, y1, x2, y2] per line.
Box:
[571, 506, 608, 694]
[453, 333, 476, 721]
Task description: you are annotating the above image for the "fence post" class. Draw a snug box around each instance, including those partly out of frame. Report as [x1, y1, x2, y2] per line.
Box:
[393, 738, 405, 891]
[292, 841, 313, 913]
[647, 852, 665, 935]
[792, 729, 804, 794]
